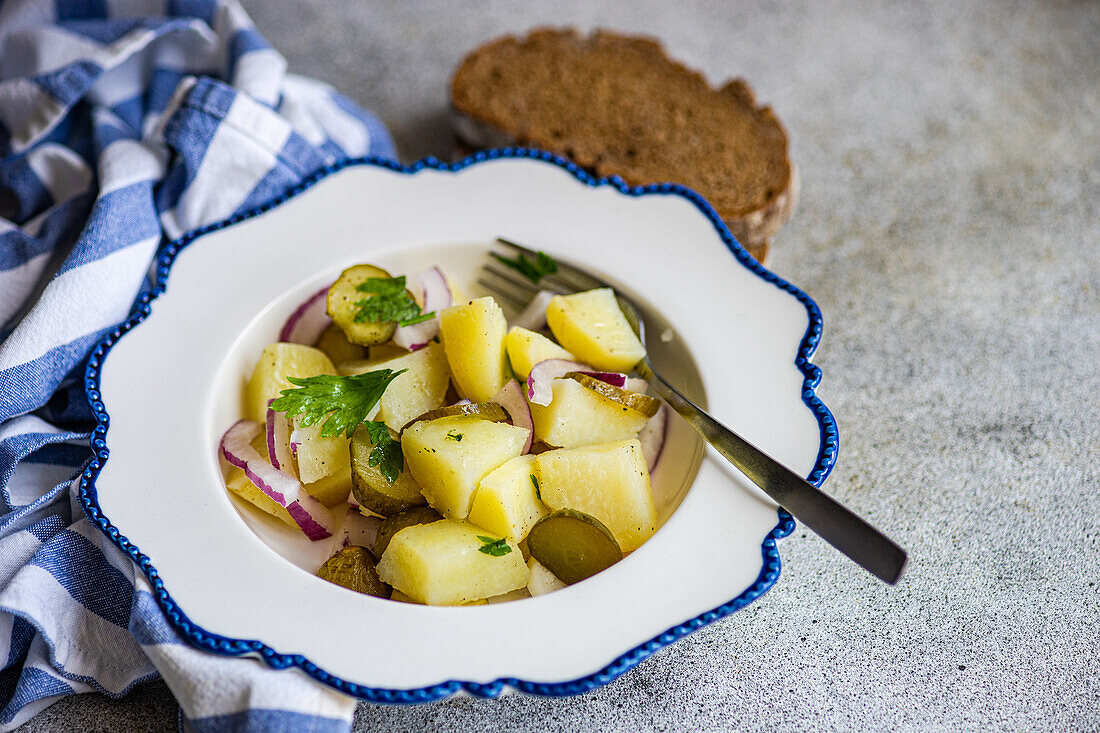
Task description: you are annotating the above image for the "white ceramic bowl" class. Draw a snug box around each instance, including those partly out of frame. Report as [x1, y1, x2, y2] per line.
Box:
[81, 151, 837, 701]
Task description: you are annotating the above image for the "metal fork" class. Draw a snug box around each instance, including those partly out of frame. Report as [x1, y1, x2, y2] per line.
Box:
[480, 237, 908, 585]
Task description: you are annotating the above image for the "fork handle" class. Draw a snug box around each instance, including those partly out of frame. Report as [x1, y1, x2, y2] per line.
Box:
[638, 363, 908, 585]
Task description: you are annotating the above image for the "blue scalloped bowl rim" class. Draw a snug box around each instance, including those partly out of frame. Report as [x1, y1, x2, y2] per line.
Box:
[78, 148, 838, 703]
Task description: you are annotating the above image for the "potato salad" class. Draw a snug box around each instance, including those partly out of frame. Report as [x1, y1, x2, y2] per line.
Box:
[218, 251, 671, 606]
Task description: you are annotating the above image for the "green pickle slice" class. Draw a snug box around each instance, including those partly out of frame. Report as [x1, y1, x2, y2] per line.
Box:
[317, 546, 390, 598]
[564, 372, 661, 418]
[399, 402, 510, 434]
[373, 506, 442, 559]
[350, 423, 426, 516]
[526, 509, 623, 585]
[327, 264, 415, 346]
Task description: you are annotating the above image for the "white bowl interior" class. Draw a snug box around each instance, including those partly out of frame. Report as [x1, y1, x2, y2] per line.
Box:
[206, 241, 707, 576]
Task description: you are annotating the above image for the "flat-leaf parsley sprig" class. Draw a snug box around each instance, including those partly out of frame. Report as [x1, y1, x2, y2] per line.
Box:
[354, 276, 434, 327]
[477, 535, 512, 557]
[360, 420, 404, 484]
[270, 369, 406, 438]
[491, 249, 558, 284]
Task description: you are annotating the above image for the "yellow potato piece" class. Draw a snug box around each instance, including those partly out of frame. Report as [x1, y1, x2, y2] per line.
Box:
[389, 589, 486, 606]
[439, 297, 509, 402]
[342, 342, 451, 433]
[535, 439, 656, 553]
[244, 343, 335, 422]
[467, 455, 547, 542]
[527, 557, 567, 596]
[485, 587, 531, 603]
[291, 417, 350, 485]
[529, 378, 649, 448]
[401, 416, 529, 519]
[301, 468, 352, 508]
[504, 326, 574, 380]
[545, 288, 645, 373]
[376, 519, 529, 605]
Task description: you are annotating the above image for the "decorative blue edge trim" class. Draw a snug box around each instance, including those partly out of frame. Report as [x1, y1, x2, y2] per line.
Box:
[78, 148, 838, 703]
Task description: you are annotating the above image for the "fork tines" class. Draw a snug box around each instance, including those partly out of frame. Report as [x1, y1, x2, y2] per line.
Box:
[477, 266, 537, 307]
[481, 238, 605, 306]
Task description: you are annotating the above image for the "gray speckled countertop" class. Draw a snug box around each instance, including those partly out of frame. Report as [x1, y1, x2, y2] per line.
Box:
[20, 0, 1100, 730]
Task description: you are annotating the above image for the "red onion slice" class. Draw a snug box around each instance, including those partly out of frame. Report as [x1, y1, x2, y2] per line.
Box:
[625, 377, 649, 395]
[586, 372, 629, 389]
[512, 290, 555, 331]
[278, 286, 331, 345]
[526, 359, 628, 406]
[335, 504, 383, 553]
[393, 266, 453, 351]
[220, 420, 334, 540]
[491, 380, 534, 453]
[266, 403, 297, 479]
[639, 403, 670, 473]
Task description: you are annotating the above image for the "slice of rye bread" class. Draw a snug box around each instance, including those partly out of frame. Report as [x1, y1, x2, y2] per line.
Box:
[450, 28, 798, 264]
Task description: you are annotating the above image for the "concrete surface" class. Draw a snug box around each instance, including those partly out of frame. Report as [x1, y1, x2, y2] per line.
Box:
[18, 0, 1100, 730]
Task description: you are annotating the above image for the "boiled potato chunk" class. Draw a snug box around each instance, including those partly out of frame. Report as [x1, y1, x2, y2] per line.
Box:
[373, 506, 442, 558]
[402, 416, 529, 519]
[467, 455, 548, 542]
[245, 343, 335, 422]
[545, 289, 645, 372]
[504, 326, 573, 380]
[440, 297, 508, 403]
[486, 587, 531, 603]
[292, 417, 350, 484]
[535, 439, 656, 552]
[527, 557, 567, 596]
[376, 519, 528, 605]
[302, 466, 352, 507]
[343, 342, 450, 433]
[529, 378, 649, 448]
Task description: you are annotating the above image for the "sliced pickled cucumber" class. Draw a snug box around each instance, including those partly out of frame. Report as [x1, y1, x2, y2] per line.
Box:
[350, 423, 426, 516]
[317, 546, 390, 598]
[315, 323, 368, 364]
[565, 372, 661, 418]
[525, 509, 623, 585]
[389, 589, 420, 604]
[327, 264, 414, 346]
[373, 506, 442, 558]
[399, 402, 510, 434]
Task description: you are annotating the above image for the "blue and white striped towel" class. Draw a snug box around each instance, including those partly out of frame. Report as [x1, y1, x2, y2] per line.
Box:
[0, 1, 395, 729]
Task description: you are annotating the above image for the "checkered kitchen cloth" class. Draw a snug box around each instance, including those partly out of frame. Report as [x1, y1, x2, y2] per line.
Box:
[0, 1, 395, 729]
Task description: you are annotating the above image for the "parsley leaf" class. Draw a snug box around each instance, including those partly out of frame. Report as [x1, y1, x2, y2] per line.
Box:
[353, 276, 435, 327]
[445, 430, 464, 442]
[477, 535, 512, 557]
[491, 250, 558, 284]
[270, 369, 405, 439]
[362, 420, 404, 483]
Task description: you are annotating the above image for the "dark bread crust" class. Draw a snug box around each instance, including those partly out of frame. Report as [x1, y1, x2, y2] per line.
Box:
[450, 28, 797, 263]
